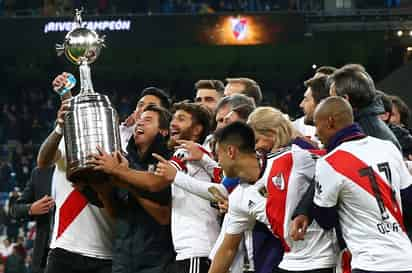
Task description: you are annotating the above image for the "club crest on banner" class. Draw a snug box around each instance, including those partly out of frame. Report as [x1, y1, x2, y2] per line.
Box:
[230, 17, 248, 40]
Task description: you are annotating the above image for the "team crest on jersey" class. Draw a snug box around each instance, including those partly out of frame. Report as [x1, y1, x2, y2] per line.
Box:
[272, 173, 285, 190]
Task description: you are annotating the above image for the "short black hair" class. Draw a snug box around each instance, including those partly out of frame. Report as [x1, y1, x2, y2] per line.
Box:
[214, 121, 255, 153]
[173, 102, 212, 144]
[390, 95, 411, 127]
[140, 87, 172, 110]
[142, 104, 172, 131]
[328, 66, 376, 109]
[304, 75, 329, 104]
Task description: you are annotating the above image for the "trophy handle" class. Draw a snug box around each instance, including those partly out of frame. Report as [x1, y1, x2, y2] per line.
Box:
[56, 44, 65, 56]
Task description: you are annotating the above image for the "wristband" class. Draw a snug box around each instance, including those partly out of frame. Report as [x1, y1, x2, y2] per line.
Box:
[56, 73, 76, 96]
[54, 125, 63, 135]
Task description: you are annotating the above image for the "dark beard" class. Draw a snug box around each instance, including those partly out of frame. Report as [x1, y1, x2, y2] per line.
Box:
[168, 126, 195, 149]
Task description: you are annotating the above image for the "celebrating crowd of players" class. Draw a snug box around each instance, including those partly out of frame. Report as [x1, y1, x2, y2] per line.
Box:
[18, 64, 412, 273]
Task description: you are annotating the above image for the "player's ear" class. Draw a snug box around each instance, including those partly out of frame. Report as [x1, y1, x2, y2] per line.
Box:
[227, 145, 237, 160]
[192, 124, 203, 139]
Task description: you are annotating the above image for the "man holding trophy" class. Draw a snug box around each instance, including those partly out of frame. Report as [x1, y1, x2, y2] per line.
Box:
[37, 9, 117, 271]
[37, 9, 179, 273]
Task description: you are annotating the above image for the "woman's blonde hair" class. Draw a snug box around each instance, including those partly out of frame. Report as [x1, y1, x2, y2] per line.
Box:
[247, 107, 301, 150]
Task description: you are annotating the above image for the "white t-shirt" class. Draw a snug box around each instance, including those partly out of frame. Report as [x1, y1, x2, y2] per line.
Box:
[49, 139, 114, 259]
[314, 136, 412, 271]
[170, 148, 220, 261]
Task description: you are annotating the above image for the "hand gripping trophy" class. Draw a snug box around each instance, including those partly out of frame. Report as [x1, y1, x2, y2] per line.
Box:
[56, 9, 121, 183]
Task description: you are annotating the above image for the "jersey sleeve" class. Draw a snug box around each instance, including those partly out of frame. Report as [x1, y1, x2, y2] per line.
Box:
[169, 148, 189, 173]
[292, 145, 317, 183]
[391, 147, 412, 190]
[313, 157, 343, 208]
[226, 190, 254, 235]
[173, 171, 228, 201]
[200, 153, 221, 182]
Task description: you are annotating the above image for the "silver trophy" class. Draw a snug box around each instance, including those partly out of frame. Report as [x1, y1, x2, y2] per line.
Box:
[56, 9, 121, 183]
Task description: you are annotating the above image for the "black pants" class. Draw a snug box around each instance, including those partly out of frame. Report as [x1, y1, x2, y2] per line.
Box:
[273, 268, 334, 273]
[45, 248, 112, 273]
[171, 257, 210, 273]
[352, 269, 412, 273]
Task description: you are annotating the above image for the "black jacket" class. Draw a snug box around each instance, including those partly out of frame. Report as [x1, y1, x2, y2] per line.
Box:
[388, 123, 412, 158]
[355, 98, 401, 150]
[9, 166, 54, 273]
[112, 134, 175, 273]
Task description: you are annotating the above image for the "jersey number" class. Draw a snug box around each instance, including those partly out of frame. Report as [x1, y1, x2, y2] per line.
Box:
[358, 162, 397, 221]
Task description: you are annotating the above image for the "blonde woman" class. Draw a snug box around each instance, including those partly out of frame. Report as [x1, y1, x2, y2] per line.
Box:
[247, 107, 317, 153]
[246, 107, 338, 273]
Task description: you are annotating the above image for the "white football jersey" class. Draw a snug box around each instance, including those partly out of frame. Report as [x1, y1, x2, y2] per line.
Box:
[265, 145, 337, 270]
[225, 145, 337, 271]
[170, 148, 220, 261]
[314, 136, 412, 271]
[49, 139, 114, 259]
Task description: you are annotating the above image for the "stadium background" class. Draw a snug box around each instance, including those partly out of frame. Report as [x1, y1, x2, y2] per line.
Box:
[0, 0, 412, 271]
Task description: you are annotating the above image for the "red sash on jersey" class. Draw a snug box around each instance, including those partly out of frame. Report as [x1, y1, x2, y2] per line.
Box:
[266, 152, 293, 252]
[57, 189, 88, 238]
[325, 150, 406, 232]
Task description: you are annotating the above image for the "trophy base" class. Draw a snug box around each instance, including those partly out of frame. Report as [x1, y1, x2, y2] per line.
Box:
[67, 165, 109, 184]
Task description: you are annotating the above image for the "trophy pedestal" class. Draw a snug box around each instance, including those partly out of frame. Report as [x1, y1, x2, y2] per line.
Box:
[68, 166, 109, 184]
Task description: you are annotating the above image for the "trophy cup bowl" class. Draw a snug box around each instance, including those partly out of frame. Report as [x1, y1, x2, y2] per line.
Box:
[63, 28, 102, 65]
[57, 9, 121, 184]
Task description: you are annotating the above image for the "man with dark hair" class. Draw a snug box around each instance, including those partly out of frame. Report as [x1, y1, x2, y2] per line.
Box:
[312, 96, 412, 273]
[224, 78, 263, 106]
[98, 104, 176, 273]
[300, 75, 329, 126]
[294, 67, 335, 141]
[209, 122, 337, 273]
[121, 86, 172, 149]
[390, 95, 411, 129]
[92, 102, 220, 273]
[328, 65, 401, 149]
[194, 80, 224, 112]
[139, 87, 172, 111]
[170, 102, 212, 146]
[377, 91, 412, 159]
[214, 122, 256, 154]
